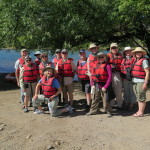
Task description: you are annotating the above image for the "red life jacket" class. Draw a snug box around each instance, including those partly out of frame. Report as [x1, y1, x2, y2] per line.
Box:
[57, 58, 74, 77]
[53, 57, 61, 67]
[88, 54, 97, 72]
[77, 59, 89, 80]
[131, 58, 146, 79]
[39, 62, 53, 78]
[23, 63, 38, 83]
[41, 76, 57, 98]
[34, 59, 41, 66]
[91, 62, 108, 82]
[121, 57, 135, 75]
[18, 57, 25, 67]
[107, 53, 122, 71]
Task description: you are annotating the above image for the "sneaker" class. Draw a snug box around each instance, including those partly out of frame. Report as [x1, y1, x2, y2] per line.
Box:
[67, 105, 73, 114]
[86, 112, 97, 116]
[23, 108, 29, 113]
[34, 109, 44, 114]
[71, 106, 76, 111]
[107, 112, 112, 118]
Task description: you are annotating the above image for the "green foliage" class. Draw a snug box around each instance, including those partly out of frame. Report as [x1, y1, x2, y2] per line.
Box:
[0, 0, 150, 51]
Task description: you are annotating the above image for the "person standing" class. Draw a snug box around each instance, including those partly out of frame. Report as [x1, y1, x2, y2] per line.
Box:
[39, 52, 54, 78]
[121, 47, 136, 110]
[52, 49, 62, 67]
[32, 66, 73, 116]
[107, 43, 123, 110]
[77, 49, 91, 112]
[20, 56, 38, 112]
[131, 47, 149, 117]
[86, 52, 113, 117]
[34, 51, 42, 67]
[14, 49, 28, 104]
[56, 49, 76, 110]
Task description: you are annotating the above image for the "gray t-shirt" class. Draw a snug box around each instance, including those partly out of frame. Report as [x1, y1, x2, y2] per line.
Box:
[132, 59, 149, 83]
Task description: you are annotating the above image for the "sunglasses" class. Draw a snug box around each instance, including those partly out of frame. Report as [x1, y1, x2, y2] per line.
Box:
[111, 47, 117, 49]
[98, 56, 104, 59]
[26, 59, 31, 62]
[61, 52, 67, 54]
[42, 56, 48, 58]
[56, 52, 61, 54]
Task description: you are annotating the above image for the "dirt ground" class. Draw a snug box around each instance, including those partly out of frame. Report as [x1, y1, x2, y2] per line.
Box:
[1, 73, 150, 150]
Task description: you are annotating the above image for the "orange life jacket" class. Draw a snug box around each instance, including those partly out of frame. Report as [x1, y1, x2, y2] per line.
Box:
[91, 62, 108, 82]
[131, 58, 146, 79]
[77, 59, 89, 80]
[121, 57, 135, 75]
[39, 62, 53, 78]
[34, 59, 41, 66]
[57, 58, 74, 77]
[88, 54, 97, 72]
[53, 57, 61, 67]
[41, 76, 57, 98]
[18, 57, 25, 67]
[23, 63, 37, 83]
[107, 53, 122, 71]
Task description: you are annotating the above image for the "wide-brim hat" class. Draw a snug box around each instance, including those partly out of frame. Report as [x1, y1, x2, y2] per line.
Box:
[43, 66, 55, 73]
[25, 55, 32, 60]
[21, 49, 28, 52]
[88, 43, 99, 51]
[97, 52, 108, 58]
[123, 46, 132, 52]
[110, 43, 118, 49]
[34, 51, 42, 56]
[55, 49, 61, 53]
[61, 49, 68, 53]
[131, 47, 147, 56]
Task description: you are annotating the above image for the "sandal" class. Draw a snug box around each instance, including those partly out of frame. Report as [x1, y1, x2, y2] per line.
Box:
[133, 113, 144, 117]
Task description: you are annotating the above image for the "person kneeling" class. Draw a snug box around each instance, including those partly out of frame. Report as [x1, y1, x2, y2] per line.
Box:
[32, 66, 72, 117]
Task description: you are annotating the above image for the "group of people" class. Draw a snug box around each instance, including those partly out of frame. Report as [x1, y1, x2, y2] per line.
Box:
[14, 42, 149, 117]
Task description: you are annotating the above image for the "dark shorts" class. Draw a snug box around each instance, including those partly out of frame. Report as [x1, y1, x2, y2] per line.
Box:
[81, 80, 91, 93]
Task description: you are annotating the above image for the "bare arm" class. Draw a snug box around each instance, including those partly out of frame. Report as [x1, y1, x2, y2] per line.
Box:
[143, 67, 149, 90]
[33, 83, 42, 100]
[50, 87, 62, 100]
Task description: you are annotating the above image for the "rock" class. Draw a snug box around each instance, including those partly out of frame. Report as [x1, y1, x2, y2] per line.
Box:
[46, 145, 54, 149]
[0, 127, 3, 131]
[26, 135, 32, 139]
[55, 141, 60, 145]
[60, 140, 64, 144]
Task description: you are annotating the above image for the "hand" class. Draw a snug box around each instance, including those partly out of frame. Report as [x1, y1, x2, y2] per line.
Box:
[102, 87, 106, 93]
[33, 95, 38, 100]
[17, 81, 20, 87]
[49, 95, 56, 101]
[142, 83, 147, 90]
[22, 89, 26, 92]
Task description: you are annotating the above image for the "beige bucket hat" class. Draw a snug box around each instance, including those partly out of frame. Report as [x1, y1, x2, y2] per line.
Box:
[132, 47, 147, 56]
[88, 43, 99, 51]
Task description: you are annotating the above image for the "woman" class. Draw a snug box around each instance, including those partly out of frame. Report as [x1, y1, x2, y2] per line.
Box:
[20, 55, 38, 112]
[86, 52, 114, 117]
[121, 47, 136, 110]
[32, 66, 72, 116]
[131, 47, 149, 117]
[39, 52, 54, 78]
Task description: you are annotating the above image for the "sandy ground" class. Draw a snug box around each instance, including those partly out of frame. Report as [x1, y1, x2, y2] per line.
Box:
[1, 73, 150, 150]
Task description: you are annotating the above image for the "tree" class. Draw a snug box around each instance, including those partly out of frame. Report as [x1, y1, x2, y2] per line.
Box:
[0, 0, 150, 52]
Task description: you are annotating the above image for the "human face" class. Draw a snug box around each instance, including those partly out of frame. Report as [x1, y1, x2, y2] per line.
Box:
[124, 50, 132, 56]
[97, 55, 106, 63]
[61, 52, 68, 59]
[25, 59, 32, 65]
[35, 54, 41, 59]
[135, 52, 143, 59]
[45, 69, 53, 78]
[55, 52, 61, 58]
[111, 47, 118, 54]
[21, 51, 28, 58]
[90, 47, 98, 54]
[41, 55, 48, 61]
[79, 52, 86, 59]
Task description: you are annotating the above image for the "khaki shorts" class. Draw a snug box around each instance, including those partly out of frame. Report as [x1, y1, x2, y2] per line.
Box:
[62, 83, 74, 94]
[133, 82, 147, 102]
[24, 82, 37, 97]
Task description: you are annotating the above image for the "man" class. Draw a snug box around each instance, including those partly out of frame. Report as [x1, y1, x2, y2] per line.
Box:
[87, 43, 99, 75]
[77, 49, 91, 112]
[52, 49, 62, 67]
[107, 43, 123, 109]
[55, 49, 76, 110]
[32, 66, 72, 116]
[14, 49, 28, 104]
[20, 55, 38, 112]
[34, 51, 42, 66]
